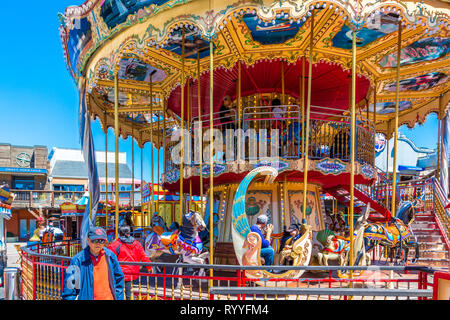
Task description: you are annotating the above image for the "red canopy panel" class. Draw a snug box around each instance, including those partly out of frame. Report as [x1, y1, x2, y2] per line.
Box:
[167, 59, 370, 119]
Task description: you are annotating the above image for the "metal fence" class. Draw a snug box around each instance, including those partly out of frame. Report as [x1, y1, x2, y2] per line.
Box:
[11, 190, 142, 208]
[164, 105, 375, 169]
[20, 241, 436, 300]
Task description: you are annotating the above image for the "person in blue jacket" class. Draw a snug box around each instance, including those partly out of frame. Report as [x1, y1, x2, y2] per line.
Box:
[250, 215, 274, 266]
[61, 226, 124, 300]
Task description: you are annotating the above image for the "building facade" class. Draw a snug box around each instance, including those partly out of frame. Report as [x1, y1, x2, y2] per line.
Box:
[0, 144, 50, 241]
[49, 147, 141, 239]
[375, 133, 437, 179]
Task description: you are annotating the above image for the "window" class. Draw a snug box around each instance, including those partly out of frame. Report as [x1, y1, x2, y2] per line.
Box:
[13, 177, 34, 190]
[53, 184, 84, 192]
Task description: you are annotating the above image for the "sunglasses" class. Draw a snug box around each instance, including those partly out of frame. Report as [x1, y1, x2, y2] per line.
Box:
[91, 239, 107, 244]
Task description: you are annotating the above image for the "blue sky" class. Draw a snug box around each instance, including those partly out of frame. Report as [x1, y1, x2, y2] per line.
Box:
[0, 1, 439, 185]
[0, 1, 162, 184]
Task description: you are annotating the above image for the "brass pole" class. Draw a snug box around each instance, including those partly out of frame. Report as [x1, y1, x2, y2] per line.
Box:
[163, 99, 167, 207]
[284, 174, 287, 227]
[437, 118, 441, 179]
[140, 132, 143, 224]
[281, 60, 285, 104]
[349, 25, 357, 272]
[157, 102, 161, 215]
[188, 81, 192, 212]
[238, 60, 242, 161]
[373, 80, 377, 128]
[114, 73, 119, 239]
[104, 111, 109, 228]
[131, 122, 135, 213]
[197, 51, 204, 213]
[209, 35, 214, 285]
[180, 28, 186, 224]
[391, 22, 402, 217]
[150, 73, 154, 220]
[302, 10, 314, 223]
[386, 123, 390, 208]
[301, 56, 305, 156]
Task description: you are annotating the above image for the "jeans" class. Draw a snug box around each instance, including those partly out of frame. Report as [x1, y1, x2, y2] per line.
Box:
[124, 281, 132, 300]
[260, 247, 275, 266]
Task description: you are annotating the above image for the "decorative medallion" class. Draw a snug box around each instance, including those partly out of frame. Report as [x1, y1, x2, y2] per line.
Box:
[374, 133, 386, 153]
[361, 164, 376, 180]
[16, 152, 31, 167]
[253, 159, 289, 172]
[316, 158, 346, 175]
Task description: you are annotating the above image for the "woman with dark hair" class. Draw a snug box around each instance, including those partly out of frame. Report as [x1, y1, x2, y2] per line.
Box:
[108, 225, 152, 300]
[219, 95, 235, 130]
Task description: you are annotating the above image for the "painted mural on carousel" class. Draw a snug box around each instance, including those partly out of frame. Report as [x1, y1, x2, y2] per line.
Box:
[163, 27, 212, 59]
[241, 12, 305, 45]
[118, 58, 166, 82]
[379, 37, 450, 68]
[125, 112, 160, 124]
[332, 13, 398, 49]
[383, 72, 449, 92]
[100, 0, 171, 30]
[245, 190, 273, 227]
[368, 101, 412, 114]
[67, 17, 93, 72]
[288, 189, 323, 232]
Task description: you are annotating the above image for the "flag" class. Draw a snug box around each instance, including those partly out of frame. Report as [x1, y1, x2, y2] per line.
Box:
[78, 79, 100, 249]
[439, 114, 449, 197]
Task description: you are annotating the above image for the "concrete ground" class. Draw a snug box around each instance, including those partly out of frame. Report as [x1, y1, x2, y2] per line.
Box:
[1, 242, 26, 299]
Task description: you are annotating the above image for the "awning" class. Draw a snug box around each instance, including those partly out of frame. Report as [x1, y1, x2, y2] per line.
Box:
[0, 167, 47, 176]
[398, 165, 424, 172]
[0, 204, 11, 220]
[99, 178, 141, 185]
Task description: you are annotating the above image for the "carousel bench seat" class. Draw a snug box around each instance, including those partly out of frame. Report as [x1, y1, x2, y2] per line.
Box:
[214, 242, 238, 265]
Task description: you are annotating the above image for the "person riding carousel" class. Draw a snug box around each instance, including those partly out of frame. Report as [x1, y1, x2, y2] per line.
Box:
[250, 215, 274, 266]
[279, 224, 303, 265]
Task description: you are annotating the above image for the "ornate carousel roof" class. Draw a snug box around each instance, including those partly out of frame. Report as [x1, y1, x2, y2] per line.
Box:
[59, 0, 450, 145]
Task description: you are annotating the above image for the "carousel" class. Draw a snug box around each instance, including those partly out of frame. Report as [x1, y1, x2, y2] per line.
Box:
[58, 0, 450, 280]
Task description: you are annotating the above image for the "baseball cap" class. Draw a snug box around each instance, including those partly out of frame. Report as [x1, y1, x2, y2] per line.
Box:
[286, 224, 300, 232]
[87, 226, 107, 241]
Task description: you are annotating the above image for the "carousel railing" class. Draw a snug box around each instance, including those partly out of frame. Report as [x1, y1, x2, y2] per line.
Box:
[11, 189, 141, 208]
[166, 105, 375, 170]
[190, 109, 237, 165]
[430, 177, 450, 249]
[242, 105, 301, 161]
[20, 241, 438, 300]
[307, 105, 375, 165]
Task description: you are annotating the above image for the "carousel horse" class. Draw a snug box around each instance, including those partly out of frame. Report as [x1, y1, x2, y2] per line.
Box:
[231, 166, 313, 280]
[144, 210, 210, 267]
[357, 200, 419, 265]
[317, 204, 372, 268]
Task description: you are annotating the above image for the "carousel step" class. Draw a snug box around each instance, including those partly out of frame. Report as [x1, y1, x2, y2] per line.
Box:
[416, 233, 444, 242]
[413, 229, 443, 235]
[418, 242, 447, 251]
[411, 250, 448, 260]
[418, 258, 448, 266]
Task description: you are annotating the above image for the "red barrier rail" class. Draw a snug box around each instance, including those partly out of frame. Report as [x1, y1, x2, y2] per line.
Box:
[20, 240, 436, 300]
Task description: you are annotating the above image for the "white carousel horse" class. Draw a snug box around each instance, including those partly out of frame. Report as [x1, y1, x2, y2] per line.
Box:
[144, 210, 210, 267]
[315, 204, 372, 277]
[231, 166, 313, 280]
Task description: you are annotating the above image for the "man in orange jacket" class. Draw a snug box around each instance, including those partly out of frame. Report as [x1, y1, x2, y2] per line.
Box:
[108, 225, 152, 300]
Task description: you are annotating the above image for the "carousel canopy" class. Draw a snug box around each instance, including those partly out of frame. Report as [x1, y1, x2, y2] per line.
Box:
[59, 0, 450, 143]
